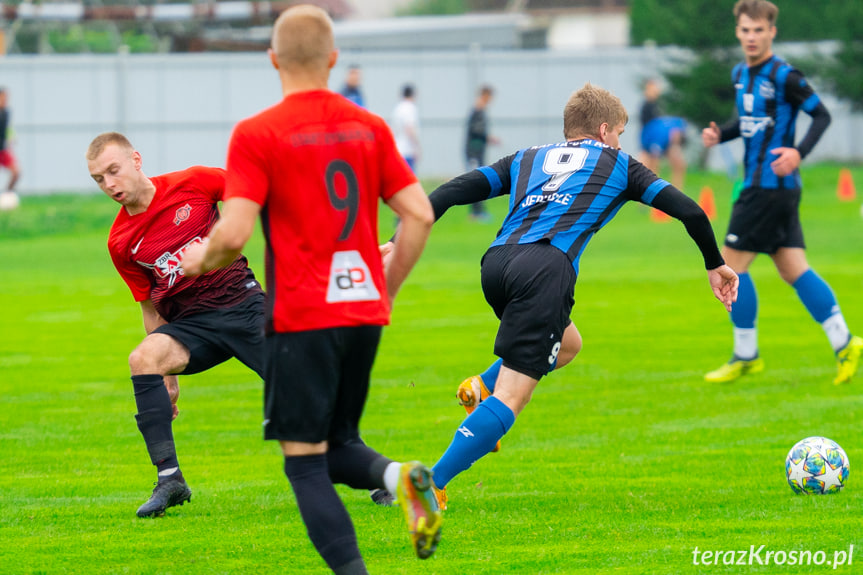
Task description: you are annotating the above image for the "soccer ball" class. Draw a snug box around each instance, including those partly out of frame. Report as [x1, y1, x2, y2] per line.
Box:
[785, 436, 849, 495]
[0, 191, 19, 211]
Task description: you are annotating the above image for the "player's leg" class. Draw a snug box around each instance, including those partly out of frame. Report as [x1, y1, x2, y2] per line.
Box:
[432, 365, 527, 491]
[6, 155, 20, 192]
[433, 243, 572, 493]
[773, 247, 863, 384]
[267, 329, 368, 572]
[270, 328, 440, 566]
[456, 322, 582, 453]
[705, 246, 764, 382]
[128, 332, 192, 517]
[667, 130, 686, 191]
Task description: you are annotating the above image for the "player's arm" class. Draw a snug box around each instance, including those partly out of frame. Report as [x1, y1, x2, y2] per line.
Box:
[703, 117, 740, 148]
[384, 182, 434, 304]
[181, 197, 260, 277]
[381, 155, 513, 260]
[771, 70, 831, 177]
[140, 299, 166, 334]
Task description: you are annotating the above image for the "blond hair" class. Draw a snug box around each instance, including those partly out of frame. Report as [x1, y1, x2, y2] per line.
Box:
[563, 83, 628, 140]
[86, 132, 134, 161]
[271, 4, 335, 72]
[733, 0, 778, 25]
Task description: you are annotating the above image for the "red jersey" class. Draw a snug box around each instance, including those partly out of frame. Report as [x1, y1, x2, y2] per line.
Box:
[225, 90, 417, 333]
[108, 166, 262, 322]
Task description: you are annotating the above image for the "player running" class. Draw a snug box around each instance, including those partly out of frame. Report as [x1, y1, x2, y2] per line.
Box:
[181, 5, 441, 570]
[380, 83, 738, 509]
[87, 132, 266, 518]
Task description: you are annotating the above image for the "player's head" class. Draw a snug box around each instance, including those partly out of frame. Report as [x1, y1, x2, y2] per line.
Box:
[86, 132, 147, 207]
[563, 83, 628, 149]
[733, 0, 778, 26]
[402, 84, 415, 99]
[643, 78, 661, 101]
[269, 4, 337, 76]
[734, 0, 777, 64]
[477, 85, 494, 107]
[345, 64, 362, 87]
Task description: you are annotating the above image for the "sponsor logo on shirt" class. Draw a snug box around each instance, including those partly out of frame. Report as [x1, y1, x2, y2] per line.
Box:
[326, 250, 380, 303]
[138, 236, 203, 288]
[521, 192, 574, 209]
[739, 115, 775, 138]
[759, 81, 775, 100]
[174, 204, 192, 226]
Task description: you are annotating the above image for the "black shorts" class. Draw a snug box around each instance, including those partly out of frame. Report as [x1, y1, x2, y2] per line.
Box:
[724, 187, 805, 254]
[263, 325, 382, 444]
[481, 243, 575, 380]
[154, 292, 266, 377]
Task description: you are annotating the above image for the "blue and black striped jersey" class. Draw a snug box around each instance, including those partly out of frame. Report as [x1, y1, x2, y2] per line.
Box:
[478, 138, 669, 274]
[731, 55, 822, 190]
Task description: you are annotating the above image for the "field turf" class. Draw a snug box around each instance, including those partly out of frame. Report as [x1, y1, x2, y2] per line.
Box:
[1, 165, 862, 574]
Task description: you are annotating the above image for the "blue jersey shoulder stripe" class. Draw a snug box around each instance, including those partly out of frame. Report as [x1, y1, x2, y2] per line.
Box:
[641, 178, 668, 205]
[479, 165, 503, 197]
[801, 92, 820, 113]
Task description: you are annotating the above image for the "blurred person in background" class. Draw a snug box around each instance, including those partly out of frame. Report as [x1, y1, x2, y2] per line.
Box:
[340, 63, 365, 108]
[465, 85, 500, 222]
[0, 87, 22, 209]
[701, 0, 862, 385]
[392, 84, 420, 172]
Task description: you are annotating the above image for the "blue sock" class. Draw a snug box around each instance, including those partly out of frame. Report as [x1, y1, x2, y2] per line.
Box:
[431, 396, 515, 489]
[479, 359, 502, 393]
[730, 272, 757, 329]
[793, 269, 839, 323]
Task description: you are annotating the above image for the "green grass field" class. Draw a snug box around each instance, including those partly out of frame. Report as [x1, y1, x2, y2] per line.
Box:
[1, 165, 862, 574]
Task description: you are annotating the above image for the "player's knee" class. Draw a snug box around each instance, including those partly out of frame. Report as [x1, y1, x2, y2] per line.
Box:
[128, 346, 153, 374]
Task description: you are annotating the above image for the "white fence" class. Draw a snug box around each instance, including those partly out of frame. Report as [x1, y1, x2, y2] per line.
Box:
[1, 47, 861, 193]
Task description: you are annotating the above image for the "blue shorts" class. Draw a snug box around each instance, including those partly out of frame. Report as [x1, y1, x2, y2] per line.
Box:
[641, 116, 687, 155]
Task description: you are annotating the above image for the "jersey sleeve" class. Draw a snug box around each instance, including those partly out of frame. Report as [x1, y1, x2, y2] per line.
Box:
[479, 153, 515, 199]
[624, 156, 671, 205]
[376, 118, 418, 201]
[225, 120, 270, 206]
[785, 69, 821, 113]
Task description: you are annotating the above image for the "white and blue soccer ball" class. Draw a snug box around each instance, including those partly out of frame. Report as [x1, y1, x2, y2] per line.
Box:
[785, 436, 849, 495]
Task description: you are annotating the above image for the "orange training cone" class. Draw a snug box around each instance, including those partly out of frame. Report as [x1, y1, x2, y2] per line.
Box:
[699, 186, 717, 221]
[650, 207, 671, 222]
[837, 168, 856, 202]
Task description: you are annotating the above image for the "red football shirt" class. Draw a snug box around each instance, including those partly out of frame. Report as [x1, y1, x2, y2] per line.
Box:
[225, 90, 417, 333]
[108, 166, 262, 322]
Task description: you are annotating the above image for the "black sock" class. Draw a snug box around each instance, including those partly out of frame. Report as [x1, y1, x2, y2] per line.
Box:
[283, 454, 364, 572]
[132, 374, 179, 474]
[327, 439, 392, 490]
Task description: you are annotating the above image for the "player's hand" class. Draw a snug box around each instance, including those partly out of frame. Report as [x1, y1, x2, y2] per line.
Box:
[707, 264, 739, 312]
[379, 241, 395, 270]
[769, 147, 801, 177]
[180, 238, 209, 277]
[701, 122, 721, 148]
